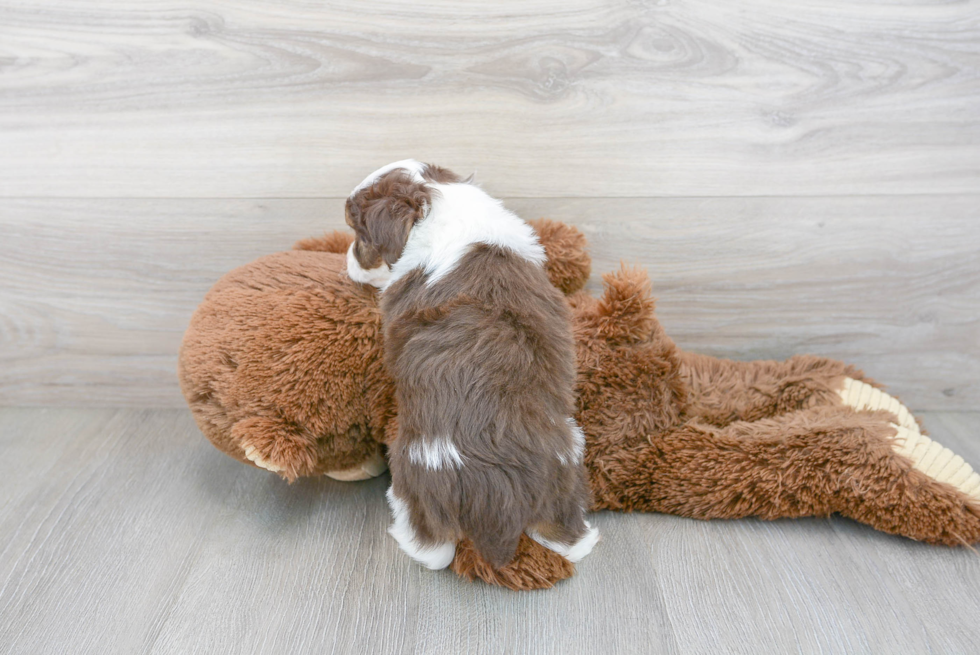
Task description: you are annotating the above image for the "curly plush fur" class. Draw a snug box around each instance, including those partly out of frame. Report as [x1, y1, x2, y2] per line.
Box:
[179, 219, 980, 590]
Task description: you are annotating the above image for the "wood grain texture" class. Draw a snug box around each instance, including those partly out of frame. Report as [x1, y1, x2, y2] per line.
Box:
[3, 2, 978, 650]
[2, 196, 977, 409]
[510, 196, 980, 411]
[646, 410, 980, 654]
[1, 408, 979, 654]
[0, 0, 978, 197]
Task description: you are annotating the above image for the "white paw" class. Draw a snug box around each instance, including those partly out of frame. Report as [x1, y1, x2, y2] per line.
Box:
[386, 487, 456, 570]
[324, 451, 388, 481]
[839, 378, 980, 500]
[389, 534, 456, 570]
[528, 520, 600, 563]
[243, 445, 284, 473]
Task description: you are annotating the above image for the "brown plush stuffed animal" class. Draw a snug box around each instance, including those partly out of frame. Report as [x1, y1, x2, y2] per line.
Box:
[179, 220, 980, 590]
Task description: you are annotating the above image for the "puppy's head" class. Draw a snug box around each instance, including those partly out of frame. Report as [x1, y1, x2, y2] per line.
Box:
[345, 160, 463, 287]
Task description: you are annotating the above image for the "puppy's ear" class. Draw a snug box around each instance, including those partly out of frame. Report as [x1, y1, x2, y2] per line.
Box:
[421, 163, 466, 184]
[364, 183, 430, 266]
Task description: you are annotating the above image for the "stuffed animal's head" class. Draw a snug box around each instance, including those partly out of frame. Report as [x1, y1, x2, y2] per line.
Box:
[180, 218, 592, 481]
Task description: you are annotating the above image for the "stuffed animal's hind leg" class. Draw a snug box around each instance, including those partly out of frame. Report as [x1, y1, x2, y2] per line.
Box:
[590, 405, 980, 545]
[835, 378, 980, 508]
[232, 416, 320, 482]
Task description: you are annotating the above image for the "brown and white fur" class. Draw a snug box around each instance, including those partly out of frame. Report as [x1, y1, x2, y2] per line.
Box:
[345, 160, 599, 569]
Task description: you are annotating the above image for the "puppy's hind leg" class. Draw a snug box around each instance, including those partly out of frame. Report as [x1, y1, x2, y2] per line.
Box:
[386, 487, 456, 570]
[528, 461, 600, 563]
[528, 519, 600, 563]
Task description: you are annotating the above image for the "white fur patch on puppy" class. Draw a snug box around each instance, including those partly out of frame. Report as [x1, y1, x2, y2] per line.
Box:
[353, 159, 427, 194]
[407, 437, 465, 470]
[386, 487, 456, 570]
[346, 242, 391, 287]
[383, 182, 547, 290]
[528, 519, 600, 563]
[558, 417, 586, 465]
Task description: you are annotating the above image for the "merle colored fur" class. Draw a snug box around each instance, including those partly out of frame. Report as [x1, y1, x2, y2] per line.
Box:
[347, 164, 592, 567]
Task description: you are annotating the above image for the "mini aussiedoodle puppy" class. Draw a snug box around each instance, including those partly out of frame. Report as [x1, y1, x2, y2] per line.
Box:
[345, 160, 599, 570]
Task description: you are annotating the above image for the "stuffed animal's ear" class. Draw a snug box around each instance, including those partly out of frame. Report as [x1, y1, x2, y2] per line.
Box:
[528, 218, 591, 295]
[293, 230, 355, 254]
[577, 265, 658, 345]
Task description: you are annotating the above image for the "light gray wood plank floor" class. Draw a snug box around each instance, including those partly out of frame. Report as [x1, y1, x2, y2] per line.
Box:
[1, 408, 979, 654]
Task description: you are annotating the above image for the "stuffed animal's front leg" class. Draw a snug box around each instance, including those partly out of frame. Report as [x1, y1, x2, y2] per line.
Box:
[232, 417, 322, 482]
[590, 405, 980, 545]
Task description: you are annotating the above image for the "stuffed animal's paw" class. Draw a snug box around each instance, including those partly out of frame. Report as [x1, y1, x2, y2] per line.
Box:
[323, 451, 388, 481]
[243, 444, 284, 473]
[232, 417, 320, 482]
[839, 378, 980, 502]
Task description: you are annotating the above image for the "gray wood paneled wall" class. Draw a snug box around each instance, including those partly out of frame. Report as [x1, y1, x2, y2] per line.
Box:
[1, 1, 978, 410]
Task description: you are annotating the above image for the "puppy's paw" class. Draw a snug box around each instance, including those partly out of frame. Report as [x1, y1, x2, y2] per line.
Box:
[390, 537, 456, 571]
[528, 520, 600, 563]
[385, 487, 456, 570]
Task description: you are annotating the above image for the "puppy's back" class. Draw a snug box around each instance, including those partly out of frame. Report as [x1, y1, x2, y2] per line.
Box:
[384, 244, 587, 566]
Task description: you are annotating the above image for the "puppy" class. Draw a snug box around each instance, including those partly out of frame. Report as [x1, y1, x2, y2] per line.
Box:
[346, 160, 599, 569]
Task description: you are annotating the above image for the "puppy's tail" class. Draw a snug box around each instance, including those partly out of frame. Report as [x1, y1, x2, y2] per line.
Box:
[469, 530, 524, 570]
[460, 475, 528, 569]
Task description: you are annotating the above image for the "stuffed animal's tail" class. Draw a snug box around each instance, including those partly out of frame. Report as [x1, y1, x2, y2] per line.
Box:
[293, 230, 354, 254]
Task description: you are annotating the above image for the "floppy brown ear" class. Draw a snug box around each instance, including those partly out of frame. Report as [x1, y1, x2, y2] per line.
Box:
[364, 189, 429, 266]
